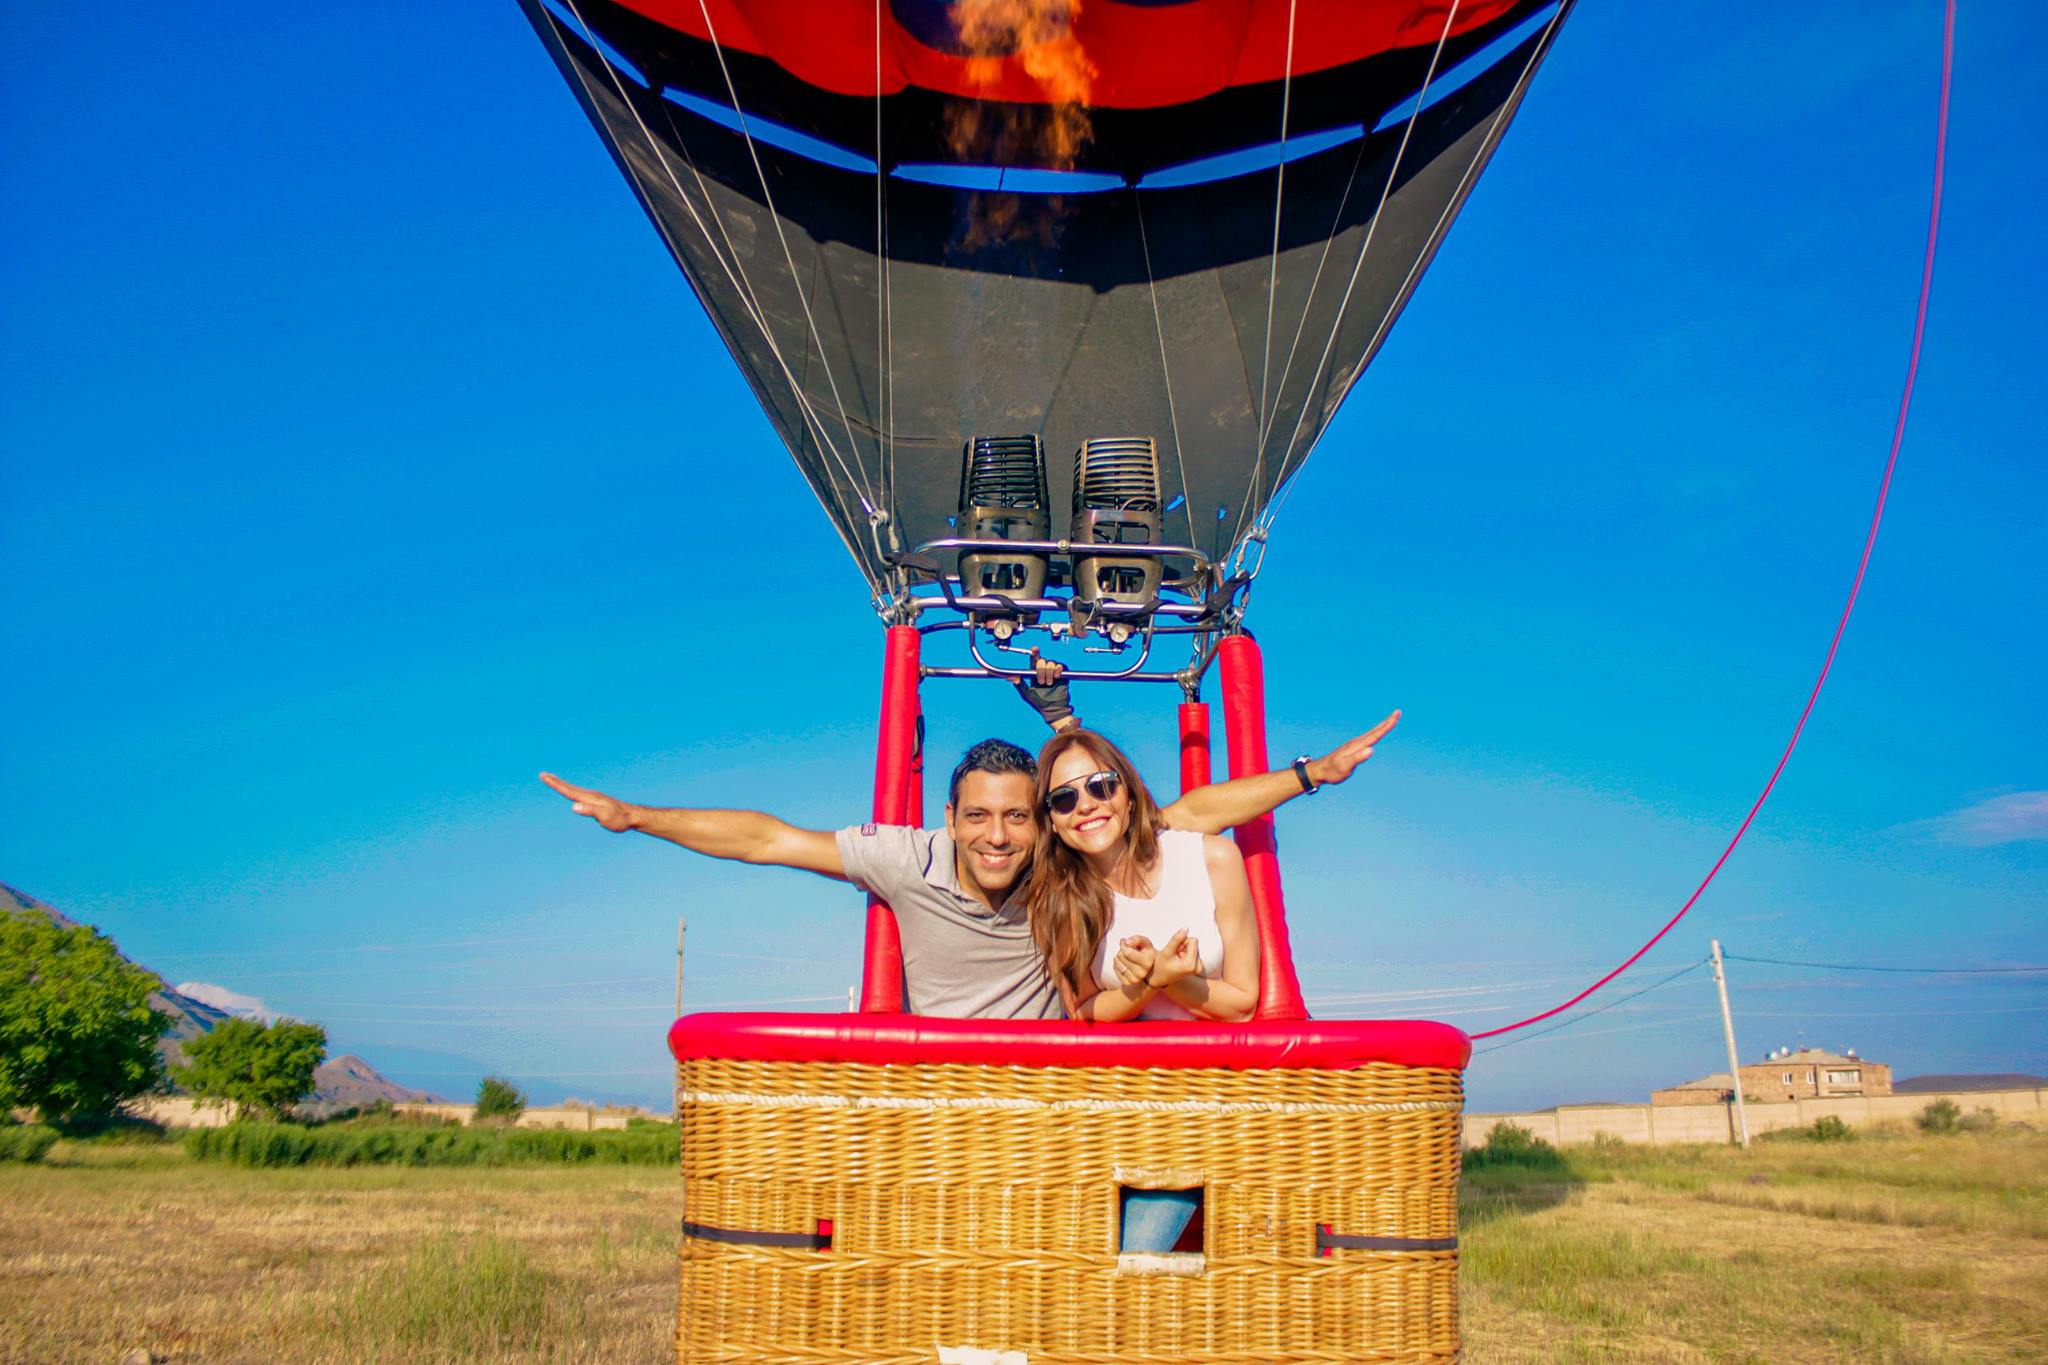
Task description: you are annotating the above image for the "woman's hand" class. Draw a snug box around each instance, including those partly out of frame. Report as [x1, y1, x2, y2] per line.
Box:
[1147, 929, 1201, 989]
[540, 773, 640, 832]
[1113, 935, 1157, 989]
[1157, 838, 1261, 1021]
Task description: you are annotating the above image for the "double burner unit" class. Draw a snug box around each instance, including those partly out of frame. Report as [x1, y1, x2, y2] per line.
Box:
[897, 433, 1245, 691]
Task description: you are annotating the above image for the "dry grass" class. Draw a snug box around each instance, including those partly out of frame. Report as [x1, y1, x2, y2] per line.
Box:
[3, 1128, 2044, 1362]
[1461, 1128, 2048, 1363]
[0, 1142, 676, 1363]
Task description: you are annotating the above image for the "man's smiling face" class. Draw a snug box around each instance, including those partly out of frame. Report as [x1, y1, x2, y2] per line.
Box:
[944, 769, 1039, 906]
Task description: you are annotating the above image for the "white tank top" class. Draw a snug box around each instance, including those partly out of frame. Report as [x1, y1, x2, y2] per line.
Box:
[1091, 829, 1223, 1020]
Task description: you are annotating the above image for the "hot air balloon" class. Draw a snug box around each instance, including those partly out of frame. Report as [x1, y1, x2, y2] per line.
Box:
[520, 1, 1573, 1359]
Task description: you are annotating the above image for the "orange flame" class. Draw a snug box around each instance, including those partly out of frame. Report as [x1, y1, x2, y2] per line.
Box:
[943, 0, 1097, 253]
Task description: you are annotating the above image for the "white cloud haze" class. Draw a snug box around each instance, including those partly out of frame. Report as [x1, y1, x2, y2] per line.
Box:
[1910, 791, 2048, 847]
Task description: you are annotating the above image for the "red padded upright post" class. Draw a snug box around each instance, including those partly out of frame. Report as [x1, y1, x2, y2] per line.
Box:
[907, 708, 925, 828]
[859, 625, 921, 1012]
[1178, 702, 1212, 797]
[1217, 634, 1308, 1021]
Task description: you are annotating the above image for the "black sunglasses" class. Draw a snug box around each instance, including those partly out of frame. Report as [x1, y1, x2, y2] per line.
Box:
[1046, 770, 1122, 815]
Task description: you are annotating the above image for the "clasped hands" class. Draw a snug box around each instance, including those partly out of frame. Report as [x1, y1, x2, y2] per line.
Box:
[1111, 930, 1201, 994]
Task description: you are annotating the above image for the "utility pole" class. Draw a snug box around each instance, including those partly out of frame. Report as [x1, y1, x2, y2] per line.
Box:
[1710, 939, 1750, 1149]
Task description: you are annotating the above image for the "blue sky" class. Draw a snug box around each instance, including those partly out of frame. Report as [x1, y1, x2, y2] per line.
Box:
[3, 4, 2041, 1112]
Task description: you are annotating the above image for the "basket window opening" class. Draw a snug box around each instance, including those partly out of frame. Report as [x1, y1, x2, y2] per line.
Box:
[1117, 1186, 1205, 1255]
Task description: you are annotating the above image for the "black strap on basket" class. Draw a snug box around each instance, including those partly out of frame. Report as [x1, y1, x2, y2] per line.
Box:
[1316, 1226, 1458, 1256]
[682, 1219, 832, 1251]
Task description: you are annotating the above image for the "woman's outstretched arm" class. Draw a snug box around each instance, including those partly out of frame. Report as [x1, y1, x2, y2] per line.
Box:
[1159, 711, 1399, 834]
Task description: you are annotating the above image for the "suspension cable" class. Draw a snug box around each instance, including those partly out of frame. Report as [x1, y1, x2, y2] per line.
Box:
[552, 0, 879, 580]
[690, 0, 878, 511]
[1132, 191, 1197, 549]
[1252, 0, 1300, 457]
[874, 0, 896, 531]
[1261, 2, 1573, 540]
[1228, 0, 1464, 557]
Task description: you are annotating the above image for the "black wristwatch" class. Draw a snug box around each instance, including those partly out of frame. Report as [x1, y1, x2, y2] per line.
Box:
[1292, 756, 1320, 795]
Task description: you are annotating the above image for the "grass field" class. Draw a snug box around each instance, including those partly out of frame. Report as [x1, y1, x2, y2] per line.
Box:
[4, 1127, 2044, 1362]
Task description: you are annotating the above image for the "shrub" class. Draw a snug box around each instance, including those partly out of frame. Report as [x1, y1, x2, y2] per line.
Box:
[55, 1113, 169, 1145]
[314, 1100, 459, 1130]
[1917, 1099, 1962, 1134]
[183, 1121, 677, 1168]
[0, 1122, 61, 1163]
[1959, 1106, 1999, 1134]
[1465, 1121, 1569, 1174]
[1759, 1115, 1855, 1144]
[474, 1076, 527, 1123]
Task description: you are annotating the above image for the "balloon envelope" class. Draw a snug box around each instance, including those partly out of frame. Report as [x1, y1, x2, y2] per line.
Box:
[521, 0, 1570, 588]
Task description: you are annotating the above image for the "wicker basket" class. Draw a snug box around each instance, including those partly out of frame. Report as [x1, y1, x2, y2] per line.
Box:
[672, 1017, 1467, 1364]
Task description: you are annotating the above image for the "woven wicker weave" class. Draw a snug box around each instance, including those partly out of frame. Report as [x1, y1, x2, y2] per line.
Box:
[675, 1056, 1464, 1364]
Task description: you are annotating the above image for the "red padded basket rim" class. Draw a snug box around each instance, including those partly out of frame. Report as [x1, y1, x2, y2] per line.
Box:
[669, 1013, 1470, 1072]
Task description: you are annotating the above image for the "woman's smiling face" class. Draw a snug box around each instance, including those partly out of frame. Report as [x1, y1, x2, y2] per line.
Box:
[1045, 744, 1129, 859]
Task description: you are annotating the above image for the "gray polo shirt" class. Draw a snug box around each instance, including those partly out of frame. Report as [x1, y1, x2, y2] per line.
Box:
[835, 824, 1062, 1019]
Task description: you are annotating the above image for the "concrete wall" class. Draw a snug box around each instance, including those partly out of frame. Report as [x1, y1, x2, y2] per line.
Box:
[126, 1097, 234, 1128]
[122, 1097, 653, 1130]
[392, 1103, 639, 1131]
[1463, 1087, 2046, 1149]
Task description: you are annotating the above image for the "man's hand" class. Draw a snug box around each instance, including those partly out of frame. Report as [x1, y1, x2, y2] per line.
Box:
[1307, 710, 1401, 788]
[540, 773, 640, 833]
[1013, 652, 1077, 732]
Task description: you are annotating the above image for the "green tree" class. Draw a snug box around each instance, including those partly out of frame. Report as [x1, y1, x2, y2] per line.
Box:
[179, 1017, 328, 1121]
[0, 909, 169, 1122]
[474, 1075, 527, 1122]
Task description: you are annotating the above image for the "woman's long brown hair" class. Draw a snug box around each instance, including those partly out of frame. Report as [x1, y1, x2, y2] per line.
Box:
[1027, 729, 1163, 1012]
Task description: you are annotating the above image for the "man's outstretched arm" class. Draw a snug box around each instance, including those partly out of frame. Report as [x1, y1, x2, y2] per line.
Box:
[540, 773, 846, 880]
[1158, 710, 1400, 835]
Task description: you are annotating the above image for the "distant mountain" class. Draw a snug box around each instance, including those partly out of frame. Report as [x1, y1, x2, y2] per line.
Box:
[314, 1053, 439, 1106]
[1, 880, 443, 1104]
[1894, 1073, 2048, 1094]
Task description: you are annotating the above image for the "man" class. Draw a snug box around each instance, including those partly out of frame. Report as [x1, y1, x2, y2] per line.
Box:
[541, 706, 1399, 1019]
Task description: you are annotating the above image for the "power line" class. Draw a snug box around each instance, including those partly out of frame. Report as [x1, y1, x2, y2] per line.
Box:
[1474, 1010, 1721, 1051]
[1743, 1004, 2048, 1020]
[1475, 960, 1707, 1056]
[1726, 954, 2048, 976]
[304, 993, 845, 1014]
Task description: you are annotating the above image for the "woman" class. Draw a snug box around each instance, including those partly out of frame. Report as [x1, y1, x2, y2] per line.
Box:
[1027, 729, 1261, 1253]
[1028, 728, 1261, 1025]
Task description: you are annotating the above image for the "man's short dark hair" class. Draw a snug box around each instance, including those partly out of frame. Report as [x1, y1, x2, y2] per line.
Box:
[948, 738, 1037, 805]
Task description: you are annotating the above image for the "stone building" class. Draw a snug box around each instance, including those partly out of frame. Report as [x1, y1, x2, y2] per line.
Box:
[1652, 1047, 1889, 1106]
[1741, 1047, 1890, 1102]
[1650, 1072, 1735, 1107]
